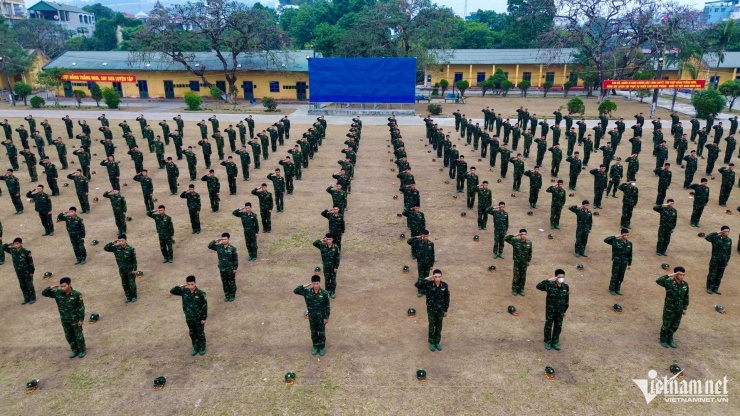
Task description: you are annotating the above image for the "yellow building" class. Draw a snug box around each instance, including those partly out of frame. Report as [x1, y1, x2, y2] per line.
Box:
[0, 49, 51, 90]
[42, 50, 315, 100]
[425, 49, 581, 89]
[661, 52, 740, 88]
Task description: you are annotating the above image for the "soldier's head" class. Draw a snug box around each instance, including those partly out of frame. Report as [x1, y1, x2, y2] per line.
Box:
[459, 155, 464, 161]
[185, 275, 197, 291]
[274, 168, 281, 176]
[311, 274, 321, 290]
[421, 229, 429, 241]
[221, 232, 230, 245]
[533, 165, 540, 173]
[432, 269, 442, 284]
[581, 200, 590, 210]
[188, 184, 195, 193]
[157, 205, 166, 215]
[730, 163, 735, 171]
[208, 169, 215, 177]
[167, 157, 173, 163]
[606, 142, 612, 148]
[470, 166, 476, 173]
[574, 151, 579, 159]
[667, 198, 674, 208]
[332, 205, 340, 215]
[482, 180, 489, 189]
[516, 153, 522, 160]
[620, 228, 630, 240]
[701, 178, 708, 187]
[142, 169, 148, 177]
[554, 143, 560, 148]
[245, 202, 253, 213]
[117, 234, 127, 247]
[187, 146, 193, 151]
[108, 155, 115, 161]
[720, 225, 731, 237]
[518, 229, 527, 241]
[673, 267, 686, 283]
[663, 163, 671, 170]
[261, 183, 268, 191]
[12, 237, 22, 249]
[155, 135, 161, 142]
[556, 179, 563, 189]
[615, 159, 621, 165]
[59, 277, 72, 293]
[68, 206, 78, 217]
[599, 164, 606, 172]
[498, 201, 506, 211]
[409, 181, 416, 190]
[324, 233, 334, 245]
[75, 168, 82, 176]
[111, 189, 119, 196]
[555, 269, 565, 285]
[36, 184, 45, 194]
[719, 121, 723, 126]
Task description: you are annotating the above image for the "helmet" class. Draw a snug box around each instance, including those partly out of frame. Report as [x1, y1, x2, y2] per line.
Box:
[153, 376, 167, 390]
[661, 263, 670, 270]
[576, 264, 584, 270]
[126, 216, 133, 221]
[548, 234, 554, 240]
[91, 240, 99, 245]
[416, 369, 427, 381]
[393, 195, 398, 200]
[284, 372, 296, 384]
[698, 232, 706, 237]
[88, 313, 100, 323]
[407, 308, 416, 317]
[715, 305, 726, 314]
[315, 266, 321, 273]
[400, 233, 406, 239]
[527, 211, 533, 216]
[43, 271, 53, 278]
[488, 265, 496, 272]
[460, 211, 466, 217]
[497, 179, 502, 183]
[25, 379, 39, 394]
[613, 304, 623, 313]
[93, 197, 99, 202]
[403, 265, 410, 273]
[473, 235, 479, 241]
[593, 212, 600, 216]
[670, 364, 682, 376]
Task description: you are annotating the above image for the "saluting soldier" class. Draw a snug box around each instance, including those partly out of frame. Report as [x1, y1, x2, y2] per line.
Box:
[654, 199, 677, 256]
[248, 138, 262, 169]
[718, 164, 735, 206]
[72, 147, 90, 179]
[163, 157, 179, 195]
[66, 169, 89, 213]
[279, 156, 297, 195]
[462, 166, 479, 207]
[416, 269, 450, 352]
[212, 130, 226, 161]
[2, 237, 36, 304]
[314, 234, 341, 299]
[654, 163, 673, 205]
[158, 120, 171, 144]
[40, 157, 60, 196]
[705, 142, 720, 175]
[589, 165, 608, 209]
[103, 189, 127, 234]
[184, 146, 198, 180]
[236, 146, 251, 181]
[505, 230, 532, 296]
[294, 274, 331, 356]
[485, 201, 509, 258]
[605, 159, 623, 198]
[57, 207, 86, 264]
[705, 226, 733, 295]
[200, 169, 221, 212]
[455, 155, 468, 192]
[42, 277, 86, 358]
[617, 180, 639, 229]
[152, 136, 166, 168]
[565, 152, 582, 190]
[536, 269, 569, 351]
[147, 205, 175, 263]
[326, 183, 347, 215]
[173, 114, 185, 136]
[220, 156, 238, 195]
[657, 267, 689, 349]
[245, 115, 255, 138]
[548, 143, 562, 177]
[475, 181, 493, 229]
[546, 180, 566, 229]
[251, 183, 274, 233]
[208, 233, 239, 302]
[3, 139, 19, 170]
[100, 155, 121, 190]
[524, 166, 542, 208]
[1, 168, 24, 213]
[133, 170, 155, 212]
[197, 137, 213, 169]
[104, 234, 138, 303]
[322, 206, 345, 250]
[510, 154, 525, 192]
[232, 202, 260, 261]
[180, 184, 201, 234]
[267, 169, 286, 212]
[682, 150, 698, 189]
[688, 177, 710, 227]
[569, 201, 592, 257]
[170, 275, 208, 356]
[605, 229, 633, 296]
[21, 148, 39, 182]
[724, 134, 737, 165]
[27, 184, 54, 236]
[408, 230, 435, 297]
[62, 115, 74, 139]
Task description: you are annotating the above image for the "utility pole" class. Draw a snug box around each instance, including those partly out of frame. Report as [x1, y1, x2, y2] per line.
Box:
[650, 48, 664, 118]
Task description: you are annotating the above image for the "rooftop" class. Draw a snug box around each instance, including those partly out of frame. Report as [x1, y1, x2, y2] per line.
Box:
[428, 48, 578, 66]
[28, 1, 90, 14]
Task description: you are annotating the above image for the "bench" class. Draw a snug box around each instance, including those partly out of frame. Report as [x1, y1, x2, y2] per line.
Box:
[415, 94, 430, 103]
[443, 93, 459, 103]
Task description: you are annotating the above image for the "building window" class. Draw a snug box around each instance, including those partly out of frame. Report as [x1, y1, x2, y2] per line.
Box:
[269, 81, 279, 92]
[454, 72, 463, 83]
[545, 72, 555, 83]
[715, 8, 719, 12]
[522, 72, 532, 82]
[569, 73, 578, 86]
[189, 81, 200, 91]
[477, 72, 486, 83]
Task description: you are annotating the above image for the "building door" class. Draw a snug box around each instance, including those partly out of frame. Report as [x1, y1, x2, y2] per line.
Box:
[112, 82, 123, 97]
[242, 81, 254, 100]
[63, 81, 73, 97]
[163, 80, 175, 99]
[137, 80, 148, 99]
[296, 82, 307, 101]
[216, 81, 226, 93]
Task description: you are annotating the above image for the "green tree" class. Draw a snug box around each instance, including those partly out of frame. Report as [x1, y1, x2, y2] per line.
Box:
[12, 18, 67, 58]
[30, 96, 45, 109]
[518, 80, 531, 97]
[183, 91, 203, 111]
[491, 68, 508, 88]
[92, 18, 119, 50]
[452, 21, 494, 49]
[598, 99, 617, 116]
[563, 81, 573, 97]
[507, 0, 556, 47]
[262, 96, 278, 111]
[82, 3, 117, 20]
[501, 80, 514, 97]
[542, 81, 553, 97]
[719, 79, 740, 110]
[567, 97, 585, 115]
[439, 79, 449, 96]
[13, 82, 32, 106]
[210, 85, 224, 100]
[691, 88, 726, 118]
[427, 103, 442, 115]
[37, 67, 67, 105]
[102, 87, 122, 109]
[710, 19, 737, 89]
[480, 79, 495, 97]
[456, 80, 469, 97]
[73, 90, 87, 108]
[90, 83, 103, 107]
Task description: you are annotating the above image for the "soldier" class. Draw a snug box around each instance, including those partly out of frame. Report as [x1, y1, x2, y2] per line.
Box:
[40, 157, 60, 196]
[536, 269, 569, 351]
[180, 185, 201, 234]
[104, 234, 138, 303]
[569, 201, 593, 257]
[314, 234, 341, 298]
[245, 115, 255, 138]
[604, 229, 633, 296]
[169, 130, 183, 160]
[118, 120, 131, 136]
[688, 178, 710, 227]
[656, 268, 689, 349]
[654, 199, 677, 256]
[212, 130, 226, 161]
[565, 152, 582, 190]
[152, 136, 166, 168]
[248, 138, 261, 169]
[0, 119, 12, 140]
[617, 180, 639, 229]
[236, 146, 251, 181]
[718, 164, 735, 206]
[220, 156, 238, 195]
[546, 180, 566, 229]
[208, 233, 239, 301]
[27, 185, 54, 236]
[42, 277, 86, 358]
[462, 166, 478, 207]
[629, 135, 642, 156]
[251, 184, 273, 233]
[197, 137, 213, 169]
[57, 207, 86, 264]
[682, 150, 698, 189]
[21, 148, 39, 182]
[225, 124, 237, 152]
[32, 130, 46, 160]
[402, 205, 425, 258]
[294, 274, 331, 356]
[713, 121, 724, 144]
[689, 117, 700, 142]
[52, 138, 67, 171]
[577, 118, 587, 145]
[173, 114, 185, 136]
[72, 147, 90, 179]
[524, 166, 542, 208]
[605, 159, 623, 198]
[3, 139, 19, 171]
[724, 134, 737, 165]
[705, 142, 720, 175]
[267, 169, 286, 212]
[279, 156, 297, 195]
[184, 146, 198, 180]
[654, 163, 673, 205]
[1, 168, 24, 213]
[66, 169, 89, 214]
[100, 155, 121, 191]
[201, 169, 221, 212]
[455, 155, 468, 192]
[522, 129, 534, 158]
[142, 125, 155, 153]
[510, 154, 525, 192]
[408, 230, 435, 297]
[103, 189, 127, 235]
[3, 237, 36, 304]
[697, 127, 709, 157]
[171, 275, 208, 356]
[16, 125, 30, 149]
[98, 136, 115, 159]
[133, 170, 155, 212]
[705, 226, 732, 294]
[258, 130, 270, 160]
[162, 157, 179, 195]
[599, 142, 615, 172]
[589, 165, 607, 209]
[483, 201, 508, 258]
[127, 146, 145, 175]
[232, 202, 260, 261]
[565, 127, 577, 156]
[147, 205, 175, 263]
[136, 114, 148, 136]
[62, 115, 74, 139]
[472, 181, 492, 229]
[548, 143, 563, 177]
[499, 144, 512, 178]
[675, 134, 689, 165]
[415, 269, 450, 352]
[326, 183, 347, 215]
[505, 230, 532, 296]
[534, 136, 547, 167]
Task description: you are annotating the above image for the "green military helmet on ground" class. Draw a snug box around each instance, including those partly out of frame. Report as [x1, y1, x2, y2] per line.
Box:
[661, 263, 670, 270]
[613, 304, 623, 313]
[460, 211, 465, 216]
[400, 233, 406, 239]
[473, 235, 479, 241]
[403, 265, 410, 273]
[91, 240, 99, 245]
[63, 182, 69, 187]
[303, 310, 309, 319]
[314, 266, 321, 273]
[397, 213, 403, 217]
[593, 212, 600, 216]
[153, 376, 166, 390]
[416, 369, 427, 381]
[670, 364, 683, 377]
[576, 264, 584, 270]
[527, 211, 533, 216]
[407, 308, 416, 317]
[284, 371, 296, 385]
[736, 206, 740, 212]
[715, 305, 726, 314]
[88, 313, 100, 323]
[444, 180, 449, 184]
[548, 234, 554, 240]
[43, 271, 53, 279]
[508, 305, 518, 316]
[393, 195, 398, 200]
[698, 232, 706, 238]
[126, 216, 133, 222]
[93, 197, 99, 202]
[135, 271, 144, 277]
[545, 366, 556, 379]
[488, 265, 496, 272]
[25, 379, 39, 394]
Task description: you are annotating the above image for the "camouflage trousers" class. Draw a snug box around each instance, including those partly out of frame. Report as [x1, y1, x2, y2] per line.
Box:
[69, 236, 86, 261]
[544, 310, 564, 344]
[219, 270, 237, 298]
[656, 226, 672, 254]
[119, 269, 137, 300]
[512, 262, 528, 293]
[17, 272, 36, 302]
[308, 315, 326, 348]
[706, 258, 728, 291]
[186, 318, 206, 352]
[61, 320, 86, 353]
[608, 259, 629, 292]
[324, 266, 337, 294]
[427, 309, 444, 345]
[660, 310, 682, 343]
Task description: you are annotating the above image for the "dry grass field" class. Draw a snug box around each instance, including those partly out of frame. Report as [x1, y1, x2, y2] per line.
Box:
[0, 99, 738, 415]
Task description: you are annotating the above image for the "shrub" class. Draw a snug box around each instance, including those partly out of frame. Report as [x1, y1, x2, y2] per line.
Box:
[501, 80, 514, 97]
[210, 85, 223, 100]
[567, 97, 586, 115]
[517, 80, 531, 97]
[563, 81, 574, 97]
[73, 89, 87, 107]
[90, 83, 103, 107]
[455, 80, 469, 97]
[427, 103, 442, 115]
[13, 81, 32, 106]
[439, 79, 449, 95]
[183, 91, 203, 111]
[598, 99, 617, 116]
[692, 88, 726, 118]
[542, 81, 553, 97]
[262, 96, 278, 111]
[102, 87, 122, 109]
[30, 96, 45, 108]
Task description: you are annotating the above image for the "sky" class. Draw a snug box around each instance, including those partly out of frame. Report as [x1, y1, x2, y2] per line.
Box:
[437, 0, 703, 18]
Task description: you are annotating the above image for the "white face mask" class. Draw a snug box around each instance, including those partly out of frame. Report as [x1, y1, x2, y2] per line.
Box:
[557, 277, 565, 284]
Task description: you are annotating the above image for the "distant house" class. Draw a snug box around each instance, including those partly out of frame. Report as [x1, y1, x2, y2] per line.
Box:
[1, 0, 27, 20]
[0, 49, 52, 90]
[27, 1, 96, 37]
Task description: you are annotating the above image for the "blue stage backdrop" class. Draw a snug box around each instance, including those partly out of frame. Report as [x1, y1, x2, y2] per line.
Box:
[309, 58, 416, 103]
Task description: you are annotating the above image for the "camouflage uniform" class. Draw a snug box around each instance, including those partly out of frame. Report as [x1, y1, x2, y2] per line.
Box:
[504, 235, 532, 295]
[546, 186, 566, 228]
[654, 167, 672, 205]
[705, 232, 732, 293]
[510, 159, 525, 192]
[232, 209, 259, 260]
[165, 161, 180, 195]
[407, 237, 435, 289]
[26, 190, 54, 235]
[267, 173, 286, 212]
[485, 208, 509, 258]
[1, 173, 24, 213]
[104, 242, 138, 301]
[133, 173, 155, 212]
[2, 141, 20, 170]
[314, 240, 341, 295]
[294, 285, 331, 351]
[718, 167, 735, 206]
[589, 168, 607, 208]
[235, 149, 251, 181]
[656, 275, 689, 346]
[688, 183, 709, 226]
[617, 182, 639, 228]
[682, 154, 698, 189]
[565, 156, 582, 190]
[57, 213, 86, 263]
[201, 174, 221, 212]
[184, 149, 198, 180]
[251, 188, 274, 232]
[208, 240, 239, 300]
[103, 191, 127, 234]
[475, 186, 493, 229]
[415, 279, 450, 347]
[146, 211, 175, 262]
[180, 190, 201, 233]
[170, 285, 208, 354]
[321, 209, 346, 250]
[604, 236, 633, 294]
[41, 286, 86, 355]
[523, 170, 542, 208]
[100, 159, 120, 190]
[536, 279, 569, 347]
[606, 163, 623, 197]
[2, 243, 35, 303]
[326, 186, 347, 214]
[66, 173, 89, 213]
[653, 205, 677, 255]
[568, 205, 592, 256]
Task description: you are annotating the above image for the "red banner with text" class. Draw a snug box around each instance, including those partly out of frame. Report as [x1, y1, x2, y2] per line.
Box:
[603, 79, 706, 90]
[61, 73, 137, 83]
